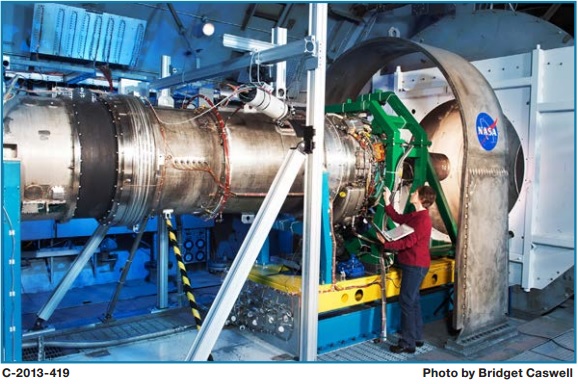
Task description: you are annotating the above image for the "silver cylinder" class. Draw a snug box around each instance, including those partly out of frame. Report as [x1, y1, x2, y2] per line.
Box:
[3, 94, 369, 226]
[238, 87, 289, 121]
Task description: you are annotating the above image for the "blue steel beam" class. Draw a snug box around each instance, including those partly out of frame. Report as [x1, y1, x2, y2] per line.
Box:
[2, 160, 22, 361]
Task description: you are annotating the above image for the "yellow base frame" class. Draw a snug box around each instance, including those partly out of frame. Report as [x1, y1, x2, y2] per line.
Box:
[249, 257, 455, 313]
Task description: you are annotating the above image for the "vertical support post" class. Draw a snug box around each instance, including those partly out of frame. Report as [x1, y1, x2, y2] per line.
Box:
[521, 45, 542, 290]
[36, 223, 109, 324]
[300, 2, 327, 362]
[272, 27, 287, 99]
[2, 160, 22, 361]
[158, 55, 174, 107]
[157, 212, 169, 309]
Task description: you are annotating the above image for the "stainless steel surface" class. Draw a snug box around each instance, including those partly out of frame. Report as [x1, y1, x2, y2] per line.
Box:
[326, 37, 510, 342]
[4, 94, 368, 226]
[324, 117, 370, 223]
[3, 97, 79, 222]
[101, 96, 160, 226]
[238, 88, 289, 121]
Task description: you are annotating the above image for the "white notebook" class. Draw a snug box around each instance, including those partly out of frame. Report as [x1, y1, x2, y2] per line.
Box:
[372, 221, 415, 242]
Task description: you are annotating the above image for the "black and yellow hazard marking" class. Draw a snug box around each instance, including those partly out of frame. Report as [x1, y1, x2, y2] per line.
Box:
[165, 218, 214, 361]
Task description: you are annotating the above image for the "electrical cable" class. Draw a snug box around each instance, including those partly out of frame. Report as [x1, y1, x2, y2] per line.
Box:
[165, 217, 214, 361]
[144, 84, 253, 126]
[181, 93, 232, 219]
[3, 74, 25, 102]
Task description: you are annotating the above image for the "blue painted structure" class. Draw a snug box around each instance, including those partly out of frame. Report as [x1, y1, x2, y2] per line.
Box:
[2, 160, 22, 361]
[317, 288, 452, 353]
[319, 172, 334, 285]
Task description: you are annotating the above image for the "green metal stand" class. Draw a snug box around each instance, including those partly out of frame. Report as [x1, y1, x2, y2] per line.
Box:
[326, 91, 457, 263]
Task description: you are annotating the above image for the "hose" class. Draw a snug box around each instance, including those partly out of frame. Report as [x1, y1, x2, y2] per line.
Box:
[22, 324, 194, 350]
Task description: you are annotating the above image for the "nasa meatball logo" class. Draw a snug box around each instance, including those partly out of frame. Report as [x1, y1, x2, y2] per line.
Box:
[476, 112, 499, 151]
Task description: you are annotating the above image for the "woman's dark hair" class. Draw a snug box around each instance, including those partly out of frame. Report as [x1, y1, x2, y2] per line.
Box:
[417, 185, 436, 209]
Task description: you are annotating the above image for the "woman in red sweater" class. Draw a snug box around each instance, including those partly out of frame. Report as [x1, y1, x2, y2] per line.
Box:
[378, 185, 437, 354]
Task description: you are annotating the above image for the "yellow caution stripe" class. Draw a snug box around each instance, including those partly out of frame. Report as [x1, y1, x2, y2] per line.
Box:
[165, 219, 213, 361]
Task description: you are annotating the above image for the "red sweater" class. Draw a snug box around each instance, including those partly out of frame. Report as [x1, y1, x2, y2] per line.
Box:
[383, 204, 432, 268]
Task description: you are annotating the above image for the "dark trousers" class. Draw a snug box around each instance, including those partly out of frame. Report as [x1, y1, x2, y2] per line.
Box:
[398, 263, 429, 348]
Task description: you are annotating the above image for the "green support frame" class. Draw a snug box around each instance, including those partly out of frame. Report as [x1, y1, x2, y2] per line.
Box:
[326, 91, 457, 264]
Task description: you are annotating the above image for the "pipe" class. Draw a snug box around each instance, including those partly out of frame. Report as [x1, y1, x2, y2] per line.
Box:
[166, 3, 195, 55]
[103, 215, 150, 321]
[22, 324, 194, 351]
[157, 212, 169, 310]
[238, 87, 290, 121]
[35, 224, 109, 326]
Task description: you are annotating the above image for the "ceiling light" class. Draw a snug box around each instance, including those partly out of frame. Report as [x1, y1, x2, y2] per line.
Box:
[201, 17, 215, 37]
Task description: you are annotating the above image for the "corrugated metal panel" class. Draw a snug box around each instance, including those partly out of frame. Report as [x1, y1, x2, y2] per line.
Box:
[30, 3, 146, 66]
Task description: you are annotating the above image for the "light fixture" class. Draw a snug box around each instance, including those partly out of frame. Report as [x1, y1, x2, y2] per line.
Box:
[201, 16, 215, 37]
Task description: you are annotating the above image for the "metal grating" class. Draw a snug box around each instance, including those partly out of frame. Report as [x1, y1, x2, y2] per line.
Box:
[445, 322, 518, 357]
[318, 338, 434, 362]
[22, 346, 78, 361]
[507, 350, 560, 362]
[22, 308, 196, 361]
[530, 330, 575, 362]
[553, 329, 575, 351]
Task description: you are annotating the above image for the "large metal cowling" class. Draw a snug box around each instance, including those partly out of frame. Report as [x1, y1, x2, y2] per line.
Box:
[3, 93, 369, 226]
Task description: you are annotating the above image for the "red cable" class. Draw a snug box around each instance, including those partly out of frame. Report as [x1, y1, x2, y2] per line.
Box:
[183, 94, 232, 216]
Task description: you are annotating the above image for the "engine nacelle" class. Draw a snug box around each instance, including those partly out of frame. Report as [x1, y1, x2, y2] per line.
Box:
[3, 93, 376, 226]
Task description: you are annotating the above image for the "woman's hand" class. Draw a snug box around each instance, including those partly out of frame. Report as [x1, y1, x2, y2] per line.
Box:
[383, 187, 391, 204]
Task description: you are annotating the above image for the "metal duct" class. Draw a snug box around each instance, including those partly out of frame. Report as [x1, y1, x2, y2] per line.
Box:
[30, 3, 147, 66]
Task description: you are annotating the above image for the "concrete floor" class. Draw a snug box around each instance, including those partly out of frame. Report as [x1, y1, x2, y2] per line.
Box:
[19, 275, 575, 364]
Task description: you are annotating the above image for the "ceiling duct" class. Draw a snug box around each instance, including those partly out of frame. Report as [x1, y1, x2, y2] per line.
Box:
[30, 3, 147, 66]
